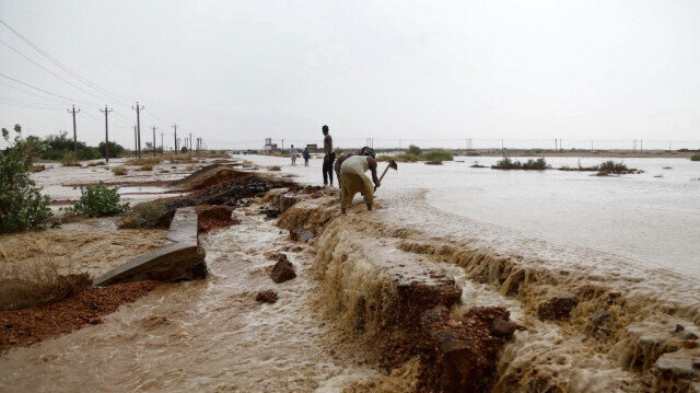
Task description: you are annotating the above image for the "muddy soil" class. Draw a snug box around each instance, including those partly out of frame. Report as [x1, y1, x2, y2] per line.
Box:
[0, 219, 168, 278]
[0, 281, 159, 350]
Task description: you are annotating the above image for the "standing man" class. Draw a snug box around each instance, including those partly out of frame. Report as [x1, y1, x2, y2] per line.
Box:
[322, 125, 335, 186]
[290, 144, 298, 166]
[302, 146, 310, 167]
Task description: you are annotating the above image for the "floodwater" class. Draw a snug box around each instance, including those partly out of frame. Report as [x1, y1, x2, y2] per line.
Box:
[31, 159, 191, 205]
[240, 154, 700, 279]
[0, 205, 374, 392]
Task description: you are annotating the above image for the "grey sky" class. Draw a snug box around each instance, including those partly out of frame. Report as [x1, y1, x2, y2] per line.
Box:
[1, 0, 699, 150]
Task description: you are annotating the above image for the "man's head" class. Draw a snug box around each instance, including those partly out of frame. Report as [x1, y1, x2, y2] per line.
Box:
[322, 125, 329, 135]
[359, 146, 376, 158]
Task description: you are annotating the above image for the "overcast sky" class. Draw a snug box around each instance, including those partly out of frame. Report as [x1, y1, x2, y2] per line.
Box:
[1, 0, 699, 149]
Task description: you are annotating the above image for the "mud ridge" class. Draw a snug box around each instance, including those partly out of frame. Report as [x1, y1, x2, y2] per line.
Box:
[276, 189, 700, 392]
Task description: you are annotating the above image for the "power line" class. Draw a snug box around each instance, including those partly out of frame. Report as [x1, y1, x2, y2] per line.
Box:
[0, 71, 83, 105]
[0, 18, 129, 106]
[0, 38, 107, 103]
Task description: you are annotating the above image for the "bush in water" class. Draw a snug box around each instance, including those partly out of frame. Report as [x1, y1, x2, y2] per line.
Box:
[71, 183, 128, 217]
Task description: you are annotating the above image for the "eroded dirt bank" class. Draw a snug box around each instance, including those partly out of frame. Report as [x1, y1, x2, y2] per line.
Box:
[277, 187, 700, 392]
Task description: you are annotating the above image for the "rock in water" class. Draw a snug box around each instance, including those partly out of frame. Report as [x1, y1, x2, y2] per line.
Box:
[537, 292, 578, 320]
[256, 290, 278, 304]
[270, 254, 296, 283]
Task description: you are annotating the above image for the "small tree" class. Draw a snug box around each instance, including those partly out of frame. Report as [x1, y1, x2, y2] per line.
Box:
[407, 144, 422, 156]
[0, 125, 52, 233]
[71, 183, 128, 217]
[98, 141, 125, 159]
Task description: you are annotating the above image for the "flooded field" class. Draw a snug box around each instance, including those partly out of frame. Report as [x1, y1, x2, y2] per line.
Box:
[240, 154, 700, 278]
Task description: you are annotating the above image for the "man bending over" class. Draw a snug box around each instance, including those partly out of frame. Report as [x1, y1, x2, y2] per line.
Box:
[339, 153, 380, 214]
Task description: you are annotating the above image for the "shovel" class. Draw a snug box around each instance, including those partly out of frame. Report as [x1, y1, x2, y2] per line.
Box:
[376, 160, 398, 191]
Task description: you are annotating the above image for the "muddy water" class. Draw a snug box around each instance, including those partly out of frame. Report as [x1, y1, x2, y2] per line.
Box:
[31, 159, 196, 204]
[0, 206, 374, 393]
[241, 154, 700, 297]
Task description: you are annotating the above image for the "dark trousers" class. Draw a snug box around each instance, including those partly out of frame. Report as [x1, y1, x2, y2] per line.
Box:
[323, 153, 335, 185]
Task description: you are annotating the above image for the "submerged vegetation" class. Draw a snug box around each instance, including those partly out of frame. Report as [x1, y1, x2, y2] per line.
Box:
[596, 160, 642, 176]
[691, 154, 700, 162]
[71, 184, 128, 217]
[111, 166, 128, 176]
[377, 145, 454, 163]
[492, 157, 548, 170]
[0, 124, 52, 233]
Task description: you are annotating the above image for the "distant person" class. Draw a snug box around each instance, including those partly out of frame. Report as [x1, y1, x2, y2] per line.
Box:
[339, 153, 380, 214]
[302, 147, 310, 167]
[290, 144, 297, 166]
[322, 125, 335, 186]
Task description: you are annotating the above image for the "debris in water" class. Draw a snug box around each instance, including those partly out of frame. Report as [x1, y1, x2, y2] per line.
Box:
[256, 290, 279, 304]
[196, 204, 237, 232]
[270, 254, 296, 283]
[536, 291, 578, 320]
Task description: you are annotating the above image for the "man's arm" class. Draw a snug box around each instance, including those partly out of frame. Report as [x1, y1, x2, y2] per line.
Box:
[368, 157, 380, 188]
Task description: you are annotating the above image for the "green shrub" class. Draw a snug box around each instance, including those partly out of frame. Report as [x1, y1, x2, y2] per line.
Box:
[596, 160, 641, 175]
[407, 144, 422, 156]
[522, 158, 548, 170]
[61, 152, 80, 166]
[422, 149, 454, 162]
[71, 183, 128, 217]
[0, 125, 52, 233]
[691, 154, 700, 162]
[492, 157, 548, 170]
[98, 141, 125, 159]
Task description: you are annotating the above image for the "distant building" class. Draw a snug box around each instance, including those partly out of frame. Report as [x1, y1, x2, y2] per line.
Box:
[264, 138, 278, 151]
[306, 143, 318, 152]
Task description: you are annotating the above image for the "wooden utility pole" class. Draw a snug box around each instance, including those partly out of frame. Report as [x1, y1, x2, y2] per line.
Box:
[160, 131, 164, 153]
[67, 105, 80, 154]
[151, 126, 158, 156]
[172, 124, 178, 153]
[99, 105, 113, 162]
[133, 126, 137, 156]
[132, 101, 144, 158]
[189, 133, 192, 151]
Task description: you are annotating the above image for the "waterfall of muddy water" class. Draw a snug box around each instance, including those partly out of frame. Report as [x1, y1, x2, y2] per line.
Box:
[0, 205, 376, 393]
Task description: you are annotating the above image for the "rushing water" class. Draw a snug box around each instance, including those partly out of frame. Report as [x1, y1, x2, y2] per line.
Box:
[240, 154, 700, 279]
[0, 206, 374, 393]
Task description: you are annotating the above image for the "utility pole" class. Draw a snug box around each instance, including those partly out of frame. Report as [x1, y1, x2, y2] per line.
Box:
[172, 124, 178, 153]
[161, 131, 164, 153]
[189, 133, 192, 151]
[99, 105, 113, 162]
[133, 126, 137, 156]
[151, 126, 158, 156]
[132, 101, 144, 158]
[67, 105, 80, 154]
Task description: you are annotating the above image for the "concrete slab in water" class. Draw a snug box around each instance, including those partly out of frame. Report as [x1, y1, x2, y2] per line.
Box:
[95, 242, 206, 286]
[167, 206, 198, 244]
[95, 207, 206, 286]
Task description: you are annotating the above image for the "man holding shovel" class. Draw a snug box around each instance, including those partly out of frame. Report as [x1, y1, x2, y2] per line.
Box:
[339, 150, 397, 214]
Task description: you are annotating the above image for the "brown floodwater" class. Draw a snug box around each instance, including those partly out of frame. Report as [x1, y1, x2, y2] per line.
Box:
[0, 206, 375, 393]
